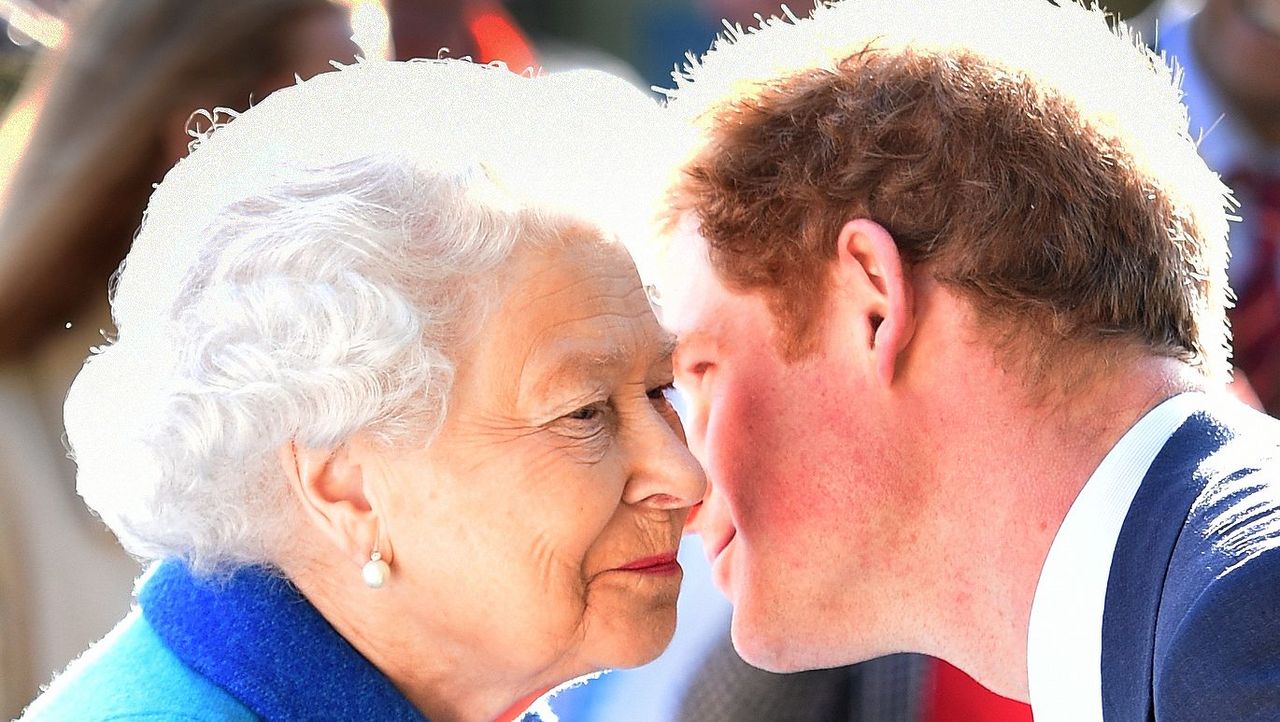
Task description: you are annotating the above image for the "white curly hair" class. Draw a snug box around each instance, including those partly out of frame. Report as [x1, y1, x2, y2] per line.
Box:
[64, 59, 675, 573]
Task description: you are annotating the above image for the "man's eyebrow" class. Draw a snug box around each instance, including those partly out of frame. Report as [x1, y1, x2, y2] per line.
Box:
[672, 327, 713, 351]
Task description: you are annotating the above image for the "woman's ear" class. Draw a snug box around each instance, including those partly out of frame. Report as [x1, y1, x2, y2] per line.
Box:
[278, 439, 385, 569]
[833, 218, 915, 386]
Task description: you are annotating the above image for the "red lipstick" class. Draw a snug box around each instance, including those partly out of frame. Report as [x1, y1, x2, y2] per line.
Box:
[616, 552, 681, 576]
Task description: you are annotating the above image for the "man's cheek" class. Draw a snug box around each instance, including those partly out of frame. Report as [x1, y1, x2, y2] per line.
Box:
[673, 390, 711, 459]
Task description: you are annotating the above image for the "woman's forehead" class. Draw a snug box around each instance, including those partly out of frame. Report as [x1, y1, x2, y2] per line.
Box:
[498, 233, 647, 316]
[471, 235, 671, 393]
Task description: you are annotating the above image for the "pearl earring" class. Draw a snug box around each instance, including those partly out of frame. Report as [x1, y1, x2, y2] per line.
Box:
[362, 535, 390, 589]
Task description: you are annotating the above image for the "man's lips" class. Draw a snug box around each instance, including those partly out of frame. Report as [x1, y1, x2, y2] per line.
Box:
[614, 551, 681, 575]
[705, 527, 736, 565]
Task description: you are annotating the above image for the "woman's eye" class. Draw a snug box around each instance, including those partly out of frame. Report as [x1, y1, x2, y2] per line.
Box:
[647, 382, 676, 402]
[556, 401, 613, 442]
[647, 383, 682, 414]
[565, 404, 604, 422]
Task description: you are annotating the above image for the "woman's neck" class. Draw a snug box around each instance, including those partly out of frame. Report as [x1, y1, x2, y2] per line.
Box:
[285, 556, 551, 722]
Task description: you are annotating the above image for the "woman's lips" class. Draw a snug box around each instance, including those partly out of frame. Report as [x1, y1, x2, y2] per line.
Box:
[615, 551, 682, 576]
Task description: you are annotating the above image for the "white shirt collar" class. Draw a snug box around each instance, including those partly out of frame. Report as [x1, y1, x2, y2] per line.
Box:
[1026, 392, 1205, 721]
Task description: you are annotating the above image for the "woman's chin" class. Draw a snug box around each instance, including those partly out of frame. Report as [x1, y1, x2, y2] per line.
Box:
[592, 611, 678, 671]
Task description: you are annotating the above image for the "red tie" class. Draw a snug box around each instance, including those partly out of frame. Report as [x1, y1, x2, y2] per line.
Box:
[924, 659, 1033, 722]
[1227, 169, 1280, 415]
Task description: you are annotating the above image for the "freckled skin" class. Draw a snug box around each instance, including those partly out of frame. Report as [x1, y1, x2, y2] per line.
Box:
[661, 228, 923, 671]
[367, 230, 706, 718]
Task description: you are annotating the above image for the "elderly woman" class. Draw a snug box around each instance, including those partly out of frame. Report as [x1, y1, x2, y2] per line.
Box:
[19, 60, 705, 722]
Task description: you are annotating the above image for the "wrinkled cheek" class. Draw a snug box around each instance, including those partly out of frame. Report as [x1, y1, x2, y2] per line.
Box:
[572, 575, 676, 670]
[516, 557, 595, 657]
[521, 526, 589, 603]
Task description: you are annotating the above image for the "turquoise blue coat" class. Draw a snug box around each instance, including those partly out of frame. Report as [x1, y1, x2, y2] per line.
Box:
[19, 609, 256, 721]
[18, 561, 431, 721]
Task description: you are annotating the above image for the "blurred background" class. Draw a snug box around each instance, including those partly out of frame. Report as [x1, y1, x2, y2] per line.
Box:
[5, 0, 1277, 720]
[0, 0, 1166, 112]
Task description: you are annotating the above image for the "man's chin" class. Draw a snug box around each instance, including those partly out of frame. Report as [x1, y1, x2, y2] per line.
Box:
[728, 602, 872, 673]
[727, 605, 812, 673]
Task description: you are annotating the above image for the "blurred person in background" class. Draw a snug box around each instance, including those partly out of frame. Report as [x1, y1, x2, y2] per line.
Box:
[19, 58, 704, 722]
[697, 0, 784, 27]
[386, 0, 642, 88]
[387, 0, 535, 70]
[0, 0, 360, 715]
[1144, 0, 1280, 414]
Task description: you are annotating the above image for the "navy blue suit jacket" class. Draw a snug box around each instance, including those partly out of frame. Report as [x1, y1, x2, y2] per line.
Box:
[1102, 400, 1280, 721]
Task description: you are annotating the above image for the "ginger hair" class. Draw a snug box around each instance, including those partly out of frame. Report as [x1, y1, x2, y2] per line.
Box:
[662, 0, 1231, 379]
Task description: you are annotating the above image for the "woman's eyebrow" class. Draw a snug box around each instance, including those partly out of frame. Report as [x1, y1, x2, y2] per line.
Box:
[525, 333, 679, 398]
[656, 332, 678, 361]
[521, 344, 629, 403]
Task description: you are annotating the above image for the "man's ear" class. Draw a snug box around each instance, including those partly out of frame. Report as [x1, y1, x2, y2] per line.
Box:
[278, 439, 387, 569]
[834, 218, 914, 385]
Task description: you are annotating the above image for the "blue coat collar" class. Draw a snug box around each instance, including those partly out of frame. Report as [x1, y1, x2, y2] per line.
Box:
[140, 560, 430, 722]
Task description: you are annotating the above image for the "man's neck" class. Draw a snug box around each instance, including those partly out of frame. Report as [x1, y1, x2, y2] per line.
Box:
[910, 353, 1203, 700]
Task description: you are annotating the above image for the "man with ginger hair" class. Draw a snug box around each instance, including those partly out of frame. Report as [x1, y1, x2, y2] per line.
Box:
[647, 1, 1280, 720]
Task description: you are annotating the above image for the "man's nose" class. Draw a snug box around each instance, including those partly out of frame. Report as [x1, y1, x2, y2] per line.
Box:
[683, 474, 720, 535]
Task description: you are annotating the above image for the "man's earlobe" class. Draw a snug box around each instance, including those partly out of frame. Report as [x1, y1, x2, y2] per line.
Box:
[835, 218, 915, 385]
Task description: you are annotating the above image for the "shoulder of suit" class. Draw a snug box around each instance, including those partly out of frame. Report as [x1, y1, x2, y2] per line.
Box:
[1187, 403, 1280, 568]
[1149, 402, 1280, 721]
[1151, 544, 1280, 721]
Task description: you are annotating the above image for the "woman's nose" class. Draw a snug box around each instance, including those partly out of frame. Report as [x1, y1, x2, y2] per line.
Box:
[683, 498, 705, 535]
[622, 411, 709, 510]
